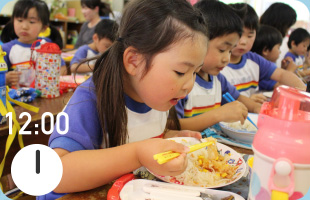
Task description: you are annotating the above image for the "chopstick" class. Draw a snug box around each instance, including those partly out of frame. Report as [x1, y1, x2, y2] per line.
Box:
[153, 141, 214, 165]
[222, 92, 258, 129]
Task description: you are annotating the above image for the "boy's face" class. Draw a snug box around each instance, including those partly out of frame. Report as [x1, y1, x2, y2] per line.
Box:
[263, 43, 281, 63]
[200, 33, 239, 76]
[231, 27, 256, 58]
[94, 36, 113, 53]
[292, 39, 310, 56]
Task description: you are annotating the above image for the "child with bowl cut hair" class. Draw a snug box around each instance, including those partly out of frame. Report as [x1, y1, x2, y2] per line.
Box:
[285, 28, 310, 77]
[220, 3, 305, 104]
[70, 19, 118, 75]
[175, 0, 262, 132]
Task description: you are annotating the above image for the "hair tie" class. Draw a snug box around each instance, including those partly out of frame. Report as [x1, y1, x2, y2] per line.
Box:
[117, 37, 123, 42]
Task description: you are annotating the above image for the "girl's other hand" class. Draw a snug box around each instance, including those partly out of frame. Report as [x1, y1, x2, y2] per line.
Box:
[164, 130, 202, 140]
[218, 101, 248, 124]
[6, 71, 21, 87]
[136, 138, 190, 177]
[250, 93, 267, 104]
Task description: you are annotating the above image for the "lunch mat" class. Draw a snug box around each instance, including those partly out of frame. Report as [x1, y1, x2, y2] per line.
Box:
[201, 124, 252, 150]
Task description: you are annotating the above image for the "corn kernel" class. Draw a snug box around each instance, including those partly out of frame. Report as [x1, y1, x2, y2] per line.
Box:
[221, 173, 227, 178]
[199, 159, 203, 165]
[203, 169, 208, 172]
[198, 155, 204, 159]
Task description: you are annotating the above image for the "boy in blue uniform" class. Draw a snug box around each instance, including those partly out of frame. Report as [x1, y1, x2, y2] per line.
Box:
[70, 19, 118, 75]
[176, 0, 261, 132]
[220, 3, 305, 103]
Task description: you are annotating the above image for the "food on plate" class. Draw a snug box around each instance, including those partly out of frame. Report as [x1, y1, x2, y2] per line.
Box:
[224, 120, 257, 132]
[171, 137, 239, 187]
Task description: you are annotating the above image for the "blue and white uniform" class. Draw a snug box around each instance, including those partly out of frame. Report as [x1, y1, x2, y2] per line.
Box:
[2, 39, 65, 86]
[37, 78, 168, 200]
[175, 73, 239, 118]
[70, 45, 98, 75]
[221, 51, 277, 97]
[284, 52, 304, 71]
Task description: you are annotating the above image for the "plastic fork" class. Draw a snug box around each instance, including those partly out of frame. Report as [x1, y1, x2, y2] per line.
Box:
[154, 141, 214, 164]
[222, 92, 258, 129]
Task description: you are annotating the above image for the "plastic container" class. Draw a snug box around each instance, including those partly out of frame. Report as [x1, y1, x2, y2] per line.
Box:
[0, 46, 8, 124]
[31, 40, 61, 98]
[249, 85, 310, 200]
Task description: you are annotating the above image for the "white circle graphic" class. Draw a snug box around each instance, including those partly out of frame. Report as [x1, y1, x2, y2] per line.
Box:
[11, 144, 63, 196]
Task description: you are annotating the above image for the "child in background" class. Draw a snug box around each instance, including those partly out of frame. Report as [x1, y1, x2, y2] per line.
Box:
[175, 0, 261, 132]
[259, 3, 297, 68]
[251, 25, 296, 91]
[70, 19, 118, 75]
[220, 3, 305, 104]
[38, 0, 208, 199]
[285, 28, 310, 77]
[1, 0, 66, 87]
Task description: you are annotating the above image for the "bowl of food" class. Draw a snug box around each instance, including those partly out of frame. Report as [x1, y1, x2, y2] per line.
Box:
[149, 137, 246, 188]
[219, 113, 258, 144]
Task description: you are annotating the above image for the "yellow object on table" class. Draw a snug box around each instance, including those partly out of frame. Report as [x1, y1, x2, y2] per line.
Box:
[154, 141, 214, 164]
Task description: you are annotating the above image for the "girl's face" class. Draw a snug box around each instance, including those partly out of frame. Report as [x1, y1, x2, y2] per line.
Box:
[127, 34, 208, 111]
[81, 5, 99, 21]
[200, 33, 239, 77]
[292, 39, 310, 56]
[14, 7, 45, 44]
[263, 43, 281, 63]
[231, 27, 256, 59]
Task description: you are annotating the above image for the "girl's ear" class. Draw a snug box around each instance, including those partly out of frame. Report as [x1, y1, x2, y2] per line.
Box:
[123, 46, 143, 76]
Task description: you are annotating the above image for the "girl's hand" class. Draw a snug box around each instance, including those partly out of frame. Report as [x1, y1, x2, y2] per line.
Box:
[250, 93, 267, 104]
[218, 101, 248, 124]
[6, 71, 21, 87]
[164, 130, 202, 140]
[136, 138, 190, 177]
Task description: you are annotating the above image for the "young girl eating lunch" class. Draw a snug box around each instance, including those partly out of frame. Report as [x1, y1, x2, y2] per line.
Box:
[38, 0, 208, 199]
[1, 0, 66, 88]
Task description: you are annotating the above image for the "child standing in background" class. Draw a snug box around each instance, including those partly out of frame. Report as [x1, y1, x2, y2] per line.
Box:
[175, 0, 261, 132]
[70, 19, 118, 75]
[220, 3, 305, 104]
[285, 28, 310, 77]
[38, 0, 208, 199]
[1, 0, 66, 87]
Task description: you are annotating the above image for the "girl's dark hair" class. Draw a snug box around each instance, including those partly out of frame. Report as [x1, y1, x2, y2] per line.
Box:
[89, 0, 208, 147]
[288, 28, 310, 49]
[195, 0, 243, 40]
[94, 19, 118, 41]
[12, 0, 49, 27]
[260, 3, 296, 37]
[251, 24, 283, 55]
[229, 3, 258, 31]
[81, 0, 114, 17]
[0, 0, 64, 46]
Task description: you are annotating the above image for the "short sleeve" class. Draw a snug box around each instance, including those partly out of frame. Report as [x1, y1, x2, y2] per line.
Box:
[70, 45, 88, 65]
[48, 78, 103, 152]
[218, 73, 240, 104]
[248, 52, 277, 81]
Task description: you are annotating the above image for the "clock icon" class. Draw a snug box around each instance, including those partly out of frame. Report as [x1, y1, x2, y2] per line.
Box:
[11, 144, 63, 196]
